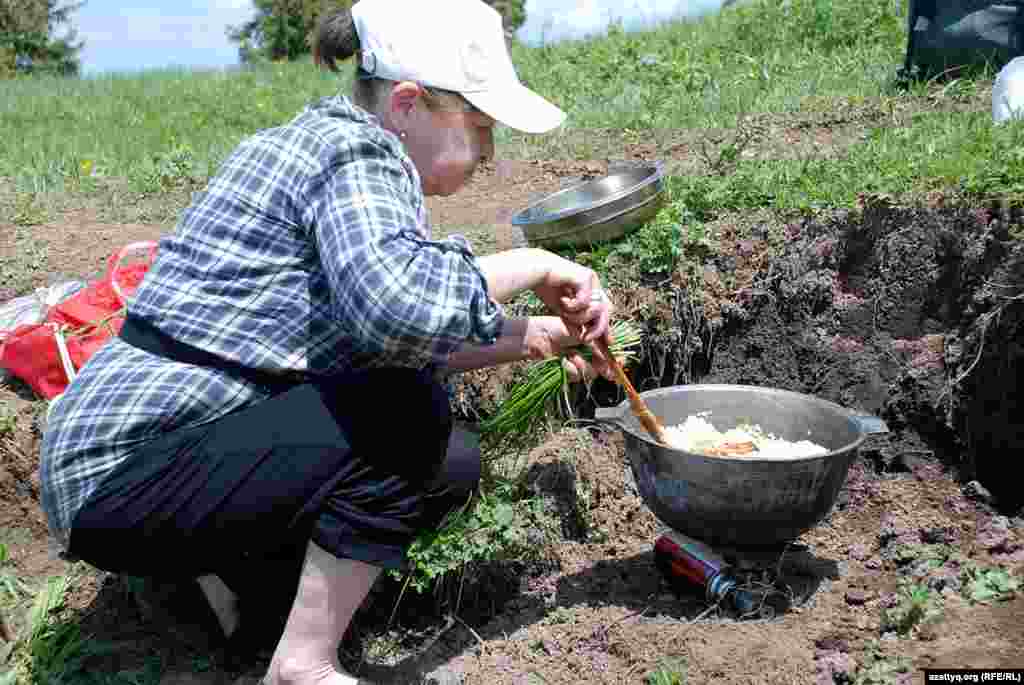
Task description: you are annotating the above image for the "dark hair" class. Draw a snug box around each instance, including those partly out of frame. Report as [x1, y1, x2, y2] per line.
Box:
[313, 9, 384, 108]
[312, 8, 474, 114]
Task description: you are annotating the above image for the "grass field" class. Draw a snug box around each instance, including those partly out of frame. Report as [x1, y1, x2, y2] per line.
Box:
[0, 0, 1020, 204]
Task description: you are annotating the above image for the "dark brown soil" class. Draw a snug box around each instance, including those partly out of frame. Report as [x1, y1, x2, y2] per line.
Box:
[696, 197, 1024, 509]
[2, 141, 1023, 685]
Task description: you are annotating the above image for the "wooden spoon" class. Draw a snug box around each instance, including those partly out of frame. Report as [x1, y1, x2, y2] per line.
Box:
[594, 337, 671, 447]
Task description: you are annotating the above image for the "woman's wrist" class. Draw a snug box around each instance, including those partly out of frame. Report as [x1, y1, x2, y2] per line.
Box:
[441, 316, 567, 374]
[476, 248, 556, 302]
[442, 317, 533, 373]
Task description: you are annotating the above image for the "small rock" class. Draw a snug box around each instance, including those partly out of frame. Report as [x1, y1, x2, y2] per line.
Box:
[541, 638, 562, 657]
[737, 239, 757, 257]
[878, 513, 911, 543]
[903, 559, 933, 579]
[815, 650, 858, 681]
[978, 516, 1016, 553]
[921, 526, 955, 544]
[946, 498, 972, 515]
[963, 480, 996, 505]
[714, 255, 737, 272]
[993, 548, 1024, 563]
[491, 654, 514, 672]
[928, 566, 963, 593]
[865, 557, 883, 570]
[849, 543, 871, 561]
[878, 591, 899, 609]
[814, 636, 850, 653]
[844, 589, 872, 606]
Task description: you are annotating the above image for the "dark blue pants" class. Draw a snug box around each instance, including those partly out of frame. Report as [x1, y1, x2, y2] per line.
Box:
[69, 369, 477, 580]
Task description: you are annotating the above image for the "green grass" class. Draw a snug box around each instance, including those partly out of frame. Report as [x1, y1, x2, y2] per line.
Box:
[0, 0, 1009, 206]
[880, 580, 943, 636]
[851, 641, 912, 685]
[672, 108, 1024, 213]
[0, 402, 18, 438]
[0, 63, 345, 194]
[962, 564, 1021, 604]
[391, 478, 554, 596]
[645, 657, 688, 685]
[508, 0, 907, 130]
[0, 563, 161, 685]
[0, 543, 31, 603]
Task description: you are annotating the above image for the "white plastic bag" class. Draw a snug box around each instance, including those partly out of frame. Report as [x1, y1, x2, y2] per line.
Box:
[993, 56, 1024, 123]
[0, 292, 45, 333]
[0, 280, 86, 332]
[0, 280, 85, 385]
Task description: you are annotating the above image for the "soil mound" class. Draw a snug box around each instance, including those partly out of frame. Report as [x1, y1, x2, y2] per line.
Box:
[653, 198, 1023, 510]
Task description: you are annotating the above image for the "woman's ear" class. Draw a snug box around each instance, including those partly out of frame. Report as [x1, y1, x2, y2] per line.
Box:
[388, 81, 422, 119]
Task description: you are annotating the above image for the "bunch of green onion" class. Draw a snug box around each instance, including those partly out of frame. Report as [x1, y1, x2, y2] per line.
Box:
[479, 320, 643, 440]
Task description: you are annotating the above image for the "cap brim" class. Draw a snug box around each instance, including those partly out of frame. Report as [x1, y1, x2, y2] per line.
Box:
[463, 83, 566, 134]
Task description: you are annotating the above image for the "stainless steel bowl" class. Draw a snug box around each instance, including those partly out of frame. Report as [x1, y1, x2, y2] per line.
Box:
[595, 384, 889, 547]
[511, 162, 667, 248]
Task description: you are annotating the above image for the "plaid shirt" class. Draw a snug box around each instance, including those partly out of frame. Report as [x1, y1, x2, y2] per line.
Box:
[40, 94, 504, 553]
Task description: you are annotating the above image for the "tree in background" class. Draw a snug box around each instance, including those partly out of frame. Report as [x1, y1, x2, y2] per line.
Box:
[0, 0, 84, 77]
[228, 0, 526, 65]
[228, 0, 352, 64]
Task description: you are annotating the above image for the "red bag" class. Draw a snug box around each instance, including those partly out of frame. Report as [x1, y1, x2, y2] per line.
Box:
[0, 242, 158, 400]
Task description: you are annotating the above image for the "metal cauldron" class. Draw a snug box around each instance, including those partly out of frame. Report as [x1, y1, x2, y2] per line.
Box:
[594, 384, 889, 547]
[511, 162, 666, 248]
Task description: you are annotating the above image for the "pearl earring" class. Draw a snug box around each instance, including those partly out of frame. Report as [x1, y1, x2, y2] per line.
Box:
[399, 131, 407, 140]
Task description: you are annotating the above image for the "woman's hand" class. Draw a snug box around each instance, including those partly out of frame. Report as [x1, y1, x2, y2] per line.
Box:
[532, 256, 613, 348]
[526, 317, 614, 383]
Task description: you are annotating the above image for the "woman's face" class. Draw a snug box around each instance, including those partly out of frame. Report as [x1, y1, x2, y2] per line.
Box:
[384, 83, 495, 196]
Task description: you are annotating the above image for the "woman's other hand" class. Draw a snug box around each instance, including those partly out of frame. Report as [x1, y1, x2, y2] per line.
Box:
[526, 317, 614, 383]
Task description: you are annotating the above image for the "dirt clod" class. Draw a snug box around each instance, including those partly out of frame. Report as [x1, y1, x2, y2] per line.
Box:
[964, 480, 997, 506]
[815, 650, 858, 684]
[977, 517, 1020, 554]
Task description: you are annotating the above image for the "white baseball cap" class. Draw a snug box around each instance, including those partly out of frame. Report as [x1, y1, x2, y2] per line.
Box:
[351, 0, 567, 134]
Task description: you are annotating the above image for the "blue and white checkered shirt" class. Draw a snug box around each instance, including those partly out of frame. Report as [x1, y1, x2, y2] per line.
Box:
[39, 94, 504, 553]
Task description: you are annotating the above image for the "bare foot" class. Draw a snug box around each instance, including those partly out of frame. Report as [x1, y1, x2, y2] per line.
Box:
[264, 657, 368, 685]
